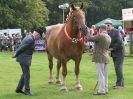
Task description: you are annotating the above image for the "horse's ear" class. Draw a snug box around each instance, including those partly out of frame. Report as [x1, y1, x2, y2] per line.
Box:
[80, 3, 83, 9]
[71, 4, 76, 10]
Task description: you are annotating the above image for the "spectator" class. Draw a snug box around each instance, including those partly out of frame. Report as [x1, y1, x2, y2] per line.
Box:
[89, 25, 98, 50]
[118, 26, 125, 41]
[21, 32, 26, 40]
[12, 33, 17, 52]
[1, 33, 9, 51]
[0, 34, 3, 51]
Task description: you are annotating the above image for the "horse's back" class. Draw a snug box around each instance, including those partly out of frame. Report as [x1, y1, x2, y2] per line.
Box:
[46, 23, 64, 58]
[46, 23, 64, 39]
[46, 23, 63, 32]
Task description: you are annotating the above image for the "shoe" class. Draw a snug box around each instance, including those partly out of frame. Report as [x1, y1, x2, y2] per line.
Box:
[25, 91, 32, 96]
[113, 86, 123, 89]
[93, 92, 106, 95]
[15, 89, 24, 94]
[25, 90, 32, 96]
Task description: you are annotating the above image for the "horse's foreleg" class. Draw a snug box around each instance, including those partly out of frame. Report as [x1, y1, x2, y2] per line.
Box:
[48, 53, 54, 84]
[56, 60, 61, 84]
[75, 57, 83, 91]
[60, 60, 68, 92]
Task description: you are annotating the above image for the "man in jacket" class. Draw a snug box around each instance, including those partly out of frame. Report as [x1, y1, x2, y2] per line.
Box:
[88, 24, 111, 95]
[105, 20, 125, 89]
[12, 28, 43, 95]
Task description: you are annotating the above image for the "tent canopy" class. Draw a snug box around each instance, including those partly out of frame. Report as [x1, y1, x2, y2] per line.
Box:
[95, 18, 123, 28]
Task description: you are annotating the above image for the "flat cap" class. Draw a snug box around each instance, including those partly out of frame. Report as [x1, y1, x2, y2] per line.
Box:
[35, 28, 43, 37]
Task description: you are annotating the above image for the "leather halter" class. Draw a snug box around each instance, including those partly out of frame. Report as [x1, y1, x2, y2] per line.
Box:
[64, 24, 83, 43]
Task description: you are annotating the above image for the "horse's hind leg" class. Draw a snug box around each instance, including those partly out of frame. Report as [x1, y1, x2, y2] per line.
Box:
[56, 60, 61, 84]
[47, 53, 54, 84]
[75, 58, 83, 91]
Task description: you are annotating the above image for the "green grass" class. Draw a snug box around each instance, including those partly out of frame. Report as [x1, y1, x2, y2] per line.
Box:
[0, 49, 133, 99]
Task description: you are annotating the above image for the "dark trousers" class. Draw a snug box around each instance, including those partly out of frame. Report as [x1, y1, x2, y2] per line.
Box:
[112, 56, 124, 86]
[16, 63, 30, 91]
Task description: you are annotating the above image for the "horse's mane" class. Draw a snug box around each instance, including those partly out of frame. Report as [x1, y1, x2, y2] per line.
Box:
[46, 23, 64, 32]
[65, 7, 81, 23]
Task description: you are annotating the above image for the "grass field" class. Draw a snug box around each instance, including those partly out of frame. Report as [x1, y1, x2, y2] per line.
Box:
[0, 50, 133, 99]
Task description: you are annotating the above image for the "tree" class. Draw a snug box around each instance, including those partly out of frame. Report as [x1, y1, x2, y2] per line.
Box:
[0, 0, 49, 30]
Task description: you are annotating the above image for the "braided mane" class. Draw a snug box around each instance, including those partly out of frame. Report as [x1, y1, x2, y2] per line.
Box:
[65, 7, 80, 23]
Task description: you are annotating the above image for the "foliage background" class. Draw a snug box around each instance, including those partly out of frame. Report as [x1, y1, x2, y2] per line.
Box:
[0, 0, 133, 30]
[0, 0, 49, 30]
[45, 0, 133, 26]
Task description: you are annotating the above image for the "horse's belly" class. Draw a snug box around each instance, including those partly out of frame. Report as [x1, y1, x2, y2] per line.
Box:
[47, 46, 60, 59]
[63, 46, 83, 57]
[59, 43, 83, 58]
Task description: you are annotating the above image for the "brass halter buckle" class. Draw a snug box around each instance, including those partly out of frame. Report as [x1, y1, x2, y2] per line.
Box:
[72, 38, 78, 43]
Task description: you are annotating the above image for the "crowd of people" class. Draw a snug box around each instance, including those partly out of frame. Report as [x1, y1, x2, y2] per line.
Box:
[0, 31, 40, 52]
[0, 32, 22, 52]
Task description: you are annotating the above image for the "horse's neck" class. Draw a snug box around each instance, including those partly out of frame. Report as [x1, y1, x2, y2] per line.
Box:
[65, 23, 80, 38]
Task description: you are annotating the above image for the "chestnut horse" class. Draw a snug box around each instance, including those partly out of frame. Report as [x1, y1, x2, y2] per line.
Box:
[45, 3, 88, 92]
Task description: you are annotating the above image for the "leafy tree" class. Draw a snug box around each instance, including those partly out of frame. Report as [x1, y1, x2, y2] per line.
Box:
[0, 0, 49, 30]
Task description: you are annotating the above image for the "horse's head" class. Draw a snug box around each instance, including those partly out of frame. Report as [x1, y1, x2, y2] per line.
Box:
[66, 3, 88, 36]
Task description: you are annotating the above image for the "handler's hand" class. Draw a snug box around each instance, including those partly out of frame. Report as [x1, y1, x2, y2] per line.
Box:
[108, 48, 114, 51]
[108, 50, 111, 56]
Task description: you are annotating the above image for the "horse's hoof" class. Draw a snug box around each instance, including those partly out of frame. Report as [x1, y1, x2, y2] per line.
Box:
[48, 80, 54, 85]
[60, 86, 68, 92]
[56, 79, 62, 84]
[75, 84, 83, 91]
